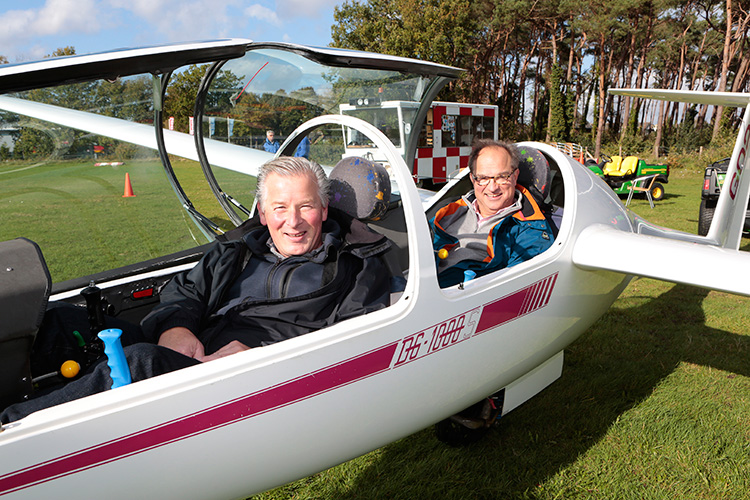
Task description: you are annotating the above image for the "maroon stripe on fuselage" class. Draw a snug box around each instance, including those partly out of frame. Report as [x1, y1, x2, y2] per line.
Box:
[475, 274, 557, 334]
[0, 343, 398, 495]
[1, 273, 559, 495]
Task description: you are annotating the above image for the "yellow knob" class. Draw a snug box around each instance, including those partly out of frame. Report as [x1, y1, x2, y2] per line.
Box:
[438, 248, 449, 259]
[60, 360, 81, 379]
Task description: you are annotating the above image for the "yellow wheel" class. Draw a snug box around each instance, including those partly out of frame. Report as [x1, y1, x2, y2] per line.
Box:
[650, 182, 665, 201]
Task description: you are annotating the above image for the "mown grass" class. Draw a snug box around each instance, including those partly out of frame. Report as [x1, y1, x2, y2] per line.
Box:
[249, 162, 750, 499]
[0, 158, 254, 282]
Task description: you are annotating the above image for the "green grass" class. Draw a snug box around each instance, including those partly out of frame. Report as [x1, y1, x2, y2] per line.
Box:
[249, 166, 750, 499]
[0, 158, 255, 282]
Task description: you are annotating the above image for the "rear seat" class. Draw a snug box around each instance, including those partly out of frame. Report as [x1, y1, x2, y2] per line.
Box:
[0, 238, 51, 409]
[328, 156, 407, 297]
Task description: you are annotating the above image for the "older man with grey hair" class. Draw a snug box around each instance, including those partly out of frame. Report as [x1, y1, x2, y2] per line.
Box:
[2, 156, 392, 423]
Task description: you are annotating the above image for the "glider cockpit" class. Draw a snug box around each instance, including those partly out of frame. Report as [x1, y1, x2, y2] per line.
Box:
[0, 39, 478, 406]
[0, 39, 465, 315]
[0, 36, 572, 333]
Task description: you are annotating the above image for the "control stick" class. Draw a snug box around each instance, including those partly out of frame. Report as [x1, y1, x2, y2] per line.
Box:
[79, 281, 105, 363]
[81, 280, 105, 336]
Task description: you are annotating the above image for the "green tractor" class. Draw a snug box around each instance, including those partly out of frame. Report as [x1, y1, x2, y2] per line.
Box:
[586, 154, 669, 201]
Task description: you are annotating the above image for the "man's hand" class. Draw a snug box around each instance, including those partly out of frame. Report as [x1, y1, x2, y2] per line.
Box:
[199, 340, 251, 362]
[158, 327, 206, 360]
[158, 328, 251, 363]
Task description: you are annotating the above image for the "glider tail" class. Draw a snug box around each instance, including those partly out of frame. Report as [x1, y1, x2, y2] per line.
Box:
[707, 105, 750, 249]
[609, 89, 750, 250]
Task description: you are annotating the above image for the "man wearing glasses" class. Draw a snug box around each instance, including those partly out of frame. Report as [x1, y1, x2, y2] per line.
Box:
[429, 139, 555, 288]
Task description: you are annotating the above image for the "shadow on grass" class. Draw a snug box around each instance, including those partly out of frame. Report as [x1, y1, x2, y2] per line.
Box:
[331, 284, 750, 499]
[212, 217, 239, 232]
[634, 191, 681, 203]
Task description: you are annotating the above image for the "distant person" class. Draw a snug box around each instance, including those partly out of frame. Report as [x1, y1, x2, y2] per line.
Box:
[429, 140, 555, 288]
[294, 135, 311, 158]
[263, 130, 280, 153]
[1, 157, 393, 423]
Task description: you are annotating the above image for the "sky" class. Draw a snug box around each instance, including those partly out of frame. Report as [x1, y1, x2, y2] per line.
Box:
[0, 0, 344, 63]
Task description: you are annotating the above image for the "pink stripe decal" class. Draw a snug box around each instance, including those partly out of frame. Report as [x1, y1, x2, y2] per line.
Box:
[390, 308, 482, 368]
[475, 274, 557, 334]
[0, 344, 397, 496]
[388, 274, 558, 369]
[1, 274, 557, 494]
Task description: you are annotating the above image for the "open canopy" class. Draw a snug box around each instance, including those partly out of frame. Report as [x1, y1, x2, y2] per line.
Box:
[0, 40, 461, 285]
[0, 40, 462, 94]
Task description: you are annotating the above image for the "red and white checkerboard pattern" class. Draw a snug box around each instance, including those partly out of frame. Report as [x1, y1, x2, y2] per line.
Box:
[413, 103, 496, 184]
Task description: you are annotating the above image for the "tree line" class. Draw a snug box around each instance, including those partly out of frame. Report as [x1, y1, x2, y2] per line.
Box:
[0, 50, 322, 162]
[332, 0, 750, 157]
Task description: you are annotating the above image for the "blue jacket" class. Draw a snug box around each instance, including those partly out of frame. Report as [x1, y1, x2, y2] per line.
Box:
[294, 136, 310, 158]
[430, 185, 554, 288]
[263, 139, 280, 153]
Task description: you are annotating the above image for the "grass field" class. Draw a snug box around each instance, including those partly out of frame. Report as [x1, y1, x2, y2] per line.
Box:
[0, 158, 255, 282]
[3, 155, 749, 499]
[249, 165, 750, 500]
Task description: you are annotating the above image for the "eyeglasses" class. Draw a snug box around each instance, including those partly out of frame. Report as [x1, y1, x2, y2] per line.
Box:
[471, 169, 517, 186]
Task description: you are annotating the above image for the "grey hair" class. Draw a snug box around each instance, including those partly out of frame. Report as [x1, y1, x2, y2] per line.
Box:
[256, 156, 330, 211]
[468, 139, 520, 175]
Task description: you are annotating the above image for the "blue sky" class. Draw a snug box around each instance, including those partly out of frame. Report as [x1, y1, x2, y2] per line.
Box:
[0, 0, 343, 63]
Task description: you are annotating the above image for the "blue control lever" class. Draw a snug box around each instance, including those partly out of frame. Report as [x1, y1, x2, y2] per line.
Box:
[98, 328, 132, 389]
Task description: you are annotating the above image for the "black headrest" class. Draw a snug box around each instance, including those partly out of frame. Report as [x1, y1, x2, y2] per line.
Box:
[516, 145, 551, 204]
[329, 157, 391, 221]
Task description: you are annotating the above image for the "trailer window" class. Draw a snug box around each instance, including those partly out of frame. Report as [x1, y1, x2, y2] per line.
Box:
[417, 110, 434, 148]
[440, 114, 495, 148]
[342, 108, 401, 147]
[475, 116, 495, 140]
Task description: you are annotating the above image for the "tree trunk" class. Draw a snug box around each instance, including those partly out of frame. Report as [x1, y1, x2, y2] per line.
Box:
[712, 0, 733, 140]
[630, 14, 653, 136]
[545, 22, 559, 143]
[594, 36, 607, 158]
[620, 30, 637, 141]
[653, 99, 665, 157]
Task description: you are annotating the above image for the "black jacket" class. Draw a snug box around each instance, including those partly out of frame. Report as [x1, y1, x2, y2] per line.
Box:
[141, 209, 392, 353]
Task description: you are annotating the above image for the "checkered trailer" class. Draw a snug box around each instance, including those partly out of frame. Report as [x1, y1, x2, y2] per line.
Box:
[340, 100, 498, 186]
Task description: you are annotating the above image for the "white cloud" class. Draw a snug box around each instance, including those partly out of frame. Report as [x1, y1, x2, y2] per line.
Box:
[0, 9, 38, 40]
[244, 4, 281, 27]
[0, 0, 103, 43]
[0, 0, 338, 62]
[106, 0, 169, 19]
[276, 0, 341, 18]
[0, 0, 110, 60]
[108, 0, 251, 41]
[34, 0, 104, 35]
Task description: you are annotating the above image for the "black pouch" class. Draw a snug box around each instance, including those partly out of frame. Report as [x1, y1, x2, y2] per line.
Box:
[30, 302, 143, 379]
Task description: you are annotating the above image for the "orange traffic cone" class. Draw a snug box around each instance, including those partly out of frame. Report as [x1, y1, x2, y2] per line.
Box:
[122, 173, 136, 198]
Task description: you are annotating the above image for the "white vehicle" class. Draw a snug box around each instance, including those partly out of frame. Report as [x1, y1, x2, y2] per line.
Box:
[340, 99, 498, 186]
[0, 40, 749, 499]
